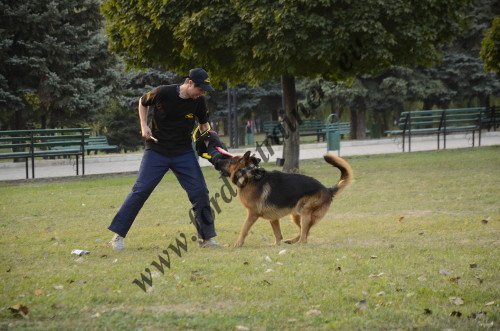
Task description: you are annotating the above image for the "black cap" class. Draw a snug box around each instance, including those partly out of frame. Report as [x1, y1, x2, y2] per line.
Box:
[188, 68, 215, 92]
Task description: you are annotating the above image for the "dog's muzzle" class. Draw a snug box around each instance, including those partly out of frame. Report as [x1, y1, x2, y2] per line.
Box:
[214, 159, 230, 177]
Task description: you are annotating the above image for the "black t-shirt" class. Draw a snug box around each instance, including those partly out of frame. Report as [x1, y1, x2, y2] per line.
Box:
[141, 84, 209, 156]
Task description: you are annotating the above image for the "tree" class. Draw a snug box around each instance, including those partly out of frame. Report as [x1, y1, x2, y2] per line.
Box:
[480, 16, 500, 73]
[102, 0, 470, 172]
[0, 0, 117, 130]
[421, 0, 500, 108]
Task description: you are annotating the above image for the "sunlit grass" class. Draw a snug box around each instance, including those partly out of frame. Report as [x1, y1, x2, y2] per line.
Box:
[0, 147, 498, 330]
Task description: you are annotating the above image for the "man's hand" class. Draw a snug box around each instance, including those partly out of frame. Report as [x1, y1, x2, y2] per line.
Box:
[141, 125, 157, 142]
[195, 130, 232, 164]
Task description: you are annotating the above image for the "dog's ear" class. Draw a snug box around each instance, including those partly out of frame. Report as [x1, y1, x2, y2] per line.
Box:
[243, 151, 251, 160]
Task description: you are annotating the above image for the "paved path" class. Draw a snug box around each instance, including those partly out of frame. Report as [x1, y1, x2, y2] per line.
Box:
[1, 132, 499, 182]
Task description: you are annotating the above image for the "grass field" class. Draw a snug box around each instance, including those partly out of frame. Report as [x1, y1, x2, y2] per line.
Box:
[0, 147, 499, 330]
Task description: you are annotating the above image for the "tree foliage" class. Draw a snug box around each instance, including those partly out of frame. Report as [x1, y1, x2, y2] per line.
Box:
[103, 0, 470, 171]
[0, 0, 117, 129]
[480, 16, 500, 73]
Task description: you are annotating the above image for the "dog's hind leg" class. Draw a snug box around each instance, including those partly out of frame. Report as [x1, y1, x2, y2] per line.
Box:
[269, 219, 283, 245]
[284, 214, 301, 244]
[233, 211, 259, 248]
[298, 213, 313, 244]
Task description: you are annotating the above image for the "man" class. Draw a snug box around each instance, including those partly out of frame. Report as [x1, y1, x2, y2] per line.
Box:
[108, 68, 221, 250]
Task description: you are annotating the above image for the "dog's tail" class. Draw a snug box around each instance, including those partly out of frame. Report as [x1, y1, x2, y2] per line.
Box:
[324, 153, 353, 197]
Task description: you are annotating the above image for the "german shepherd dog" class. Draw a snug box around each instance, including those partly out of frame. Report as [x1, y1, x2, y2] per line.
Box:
[217, 151, 353, 247]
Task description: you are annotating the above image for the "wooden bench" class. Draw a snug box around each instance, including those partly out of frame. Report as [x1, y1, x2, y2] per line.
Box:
[385, 107, 487, 152]
[322, 122, 351, 136]
[263, 119, 326, 144]
[86, 136, 119, 154]
[0, 128, 90, 179]
[51, 135, 119, 155]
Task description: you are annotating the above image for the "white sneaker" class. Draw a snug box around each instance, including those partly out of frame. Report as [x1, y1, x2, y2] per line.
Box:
[110, 234, 125, 251]
[199, 238, 222, 248]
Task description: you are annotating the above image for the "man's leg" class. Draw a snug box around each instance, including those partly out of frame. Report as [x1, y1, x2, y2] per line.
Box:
[171, 150, 216, 240]
[108, 149, 169, 238]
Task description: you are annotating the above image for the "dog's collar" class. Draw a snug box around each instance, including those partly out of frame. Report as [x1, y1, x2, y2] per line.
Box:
[233, 163, 265, 188]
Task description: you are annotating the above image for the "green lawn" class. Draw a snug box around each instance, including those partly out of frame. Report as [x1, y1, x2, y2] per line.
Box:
[0, 147, 499, 330]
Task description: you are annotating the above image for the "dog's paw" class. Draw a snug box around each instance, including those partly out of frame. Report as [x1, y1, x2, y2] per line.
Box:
[232, 241, 244, 248]
[284, 237, 299, 244]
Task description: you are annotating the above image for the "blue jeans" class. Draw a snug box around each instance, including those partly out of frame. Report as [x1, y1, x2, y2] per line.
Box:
[108, 149, 216, 240]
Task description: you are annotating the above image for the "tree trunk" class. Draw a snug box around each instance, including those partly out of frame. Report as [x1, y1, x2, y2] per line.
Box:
[350, 106, 367, 140]
[479, 94, 490, 108]
[423, 99, 434, 110]
[281, 75, 300, 173]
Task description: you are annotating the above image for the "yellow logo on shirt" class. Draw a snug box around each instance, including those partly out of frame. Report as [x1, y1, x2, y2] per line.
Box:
[185, 113, 194, 119]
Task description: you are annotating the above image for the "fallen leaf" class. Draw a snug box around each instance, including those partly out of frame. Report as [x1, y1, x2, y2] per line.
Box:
[235, 325, 250, 331]
[469, 263, 478, 269]
[54, 285, 64, 290]
[417, 276, 427, 282]
[243, 261, 249, 265]
[449, 297, 464, 305]
[423, 308, 432, 315]
[481, 219, 488, 224]
[190, 270, 204, 282]
[369, 272, 385, 278]
[51, 303, 66, 309]
[475, 276, 484, 284]
[305, 309, 322, 317]
[485, 301, 495, 306]
[376, 291, 385, 296]
[6, 267, 11, 273]
[261, 280, 271, 286]
[278, 249, 287, 255]
[265, 268, 273, 273]
[450, 311, 462, 317]
[370, 255, 378, 259]
[233, 287, 241, 292]
[336, 266, 342, 271]
[100, 254, 108, 258]
[264, 256, 272, 263]
[398, 216, 405, 222]
[448, 276, 461, 284]
[9, 304, 29, 318]
[34, 289, 43, 296]
[91, 312, 101, 318]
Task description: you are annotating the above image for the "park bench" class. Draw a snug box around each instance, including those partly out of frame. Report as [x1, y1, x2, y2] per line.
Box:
[86, 136, 119, 154]
[385, 107, 487, 152]
[51, 135, 118, 155]
[0, 128, 90, 179]
[322, 122, 351, 136]
[263, 119, 327, 144]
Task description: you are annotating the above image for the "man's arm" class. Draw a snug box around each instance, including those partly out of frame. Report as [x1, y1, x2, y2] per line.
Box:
[138, 97, 154, 141]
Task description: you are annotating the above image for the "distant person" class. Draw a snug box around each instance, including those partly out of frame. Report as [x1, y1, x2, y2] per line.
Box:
[108, 68, 222, 250]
